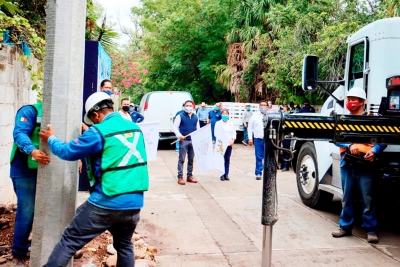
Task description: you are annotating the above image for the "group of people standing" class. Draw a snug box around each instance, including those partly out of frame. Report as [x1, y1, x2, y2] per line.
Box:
[173, 101, 236, 184]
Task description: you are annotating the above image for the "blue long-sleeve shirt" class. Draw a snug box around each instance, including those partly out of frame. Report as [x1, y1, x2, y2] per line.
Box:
[130, 111, 144, 123]
[10, 105, 38, 178]
[47, 112, 144, 210]
[335, 142, 386, 167]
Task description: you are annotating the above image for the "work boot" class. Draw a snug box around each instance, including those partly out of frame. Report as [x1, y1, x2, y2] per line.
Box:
[224, 176, 230, 181]
[332, 228, 352, 238]
[367, 232, 379, 244]
[256, 176, 261, 180]
[178, 179, 185, 185]
[220, 175, 225, 181]
[187, 177, 197, 183]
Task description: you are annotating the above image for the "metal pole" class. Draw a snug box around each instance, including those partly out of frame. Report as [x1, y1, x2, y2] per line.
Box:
[260, 112, 281, 267]
[262, 225, 273, 267]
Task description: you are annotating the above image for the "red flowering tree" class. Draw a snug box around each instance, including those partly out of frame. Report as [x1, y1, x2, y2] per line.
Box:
[110, 51, 150, 103]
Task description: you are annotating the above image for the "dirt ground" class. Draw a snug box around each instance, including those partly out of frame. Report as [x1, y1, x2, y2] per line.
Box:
[0, 213, 124, 266]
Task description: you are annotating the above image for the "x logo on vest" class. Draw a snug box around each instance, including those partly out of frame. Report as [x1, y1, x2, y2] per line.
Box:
[114, 132, 145, 167]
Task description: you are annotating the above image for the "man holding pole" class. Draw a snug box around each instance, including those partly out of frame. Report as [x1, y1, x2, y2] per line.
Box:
[173, 100, 199, 185]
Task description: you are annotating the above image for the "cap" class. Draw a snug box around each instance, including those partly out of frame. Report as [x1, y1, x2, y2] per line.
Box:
[130, 103, 135, 106]
[201, 102, 206, 107]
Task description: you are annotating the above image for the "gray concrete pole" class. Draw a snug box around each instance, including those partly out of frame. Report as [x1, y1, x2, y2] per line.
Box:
[30, 0, 86, 266]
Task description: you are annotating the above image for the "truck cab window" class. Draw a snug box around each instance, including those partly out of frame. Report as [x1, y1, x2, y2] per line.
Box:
[348, 42, 365, 88]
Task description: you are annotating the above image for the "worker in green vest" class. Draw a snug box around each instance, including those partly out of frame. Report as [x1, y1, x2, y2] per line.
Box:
[39, 92, 149, 266]
[9, 102, 50, 265]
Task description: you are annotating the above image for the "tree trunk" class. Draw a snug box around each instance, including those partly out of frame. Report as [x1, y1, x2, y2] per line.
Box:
[30, 0, 86, 266]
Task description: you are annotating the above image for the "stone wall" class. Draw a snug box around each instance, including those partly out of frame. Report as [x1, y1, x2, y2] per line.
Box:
[0, 45, 38, 205]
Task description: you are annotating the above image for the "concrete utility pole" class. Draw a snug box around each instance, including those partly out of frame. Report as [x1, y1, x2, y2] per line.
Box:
[30, 1, 86, 266]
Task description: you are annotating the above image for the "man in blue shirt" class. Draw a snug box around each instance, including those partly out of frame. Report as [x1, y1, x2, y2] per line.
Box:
[196, 102, 209, 128]
[300, 98, 316, 113]
[9, 103, 50, 265]
[129, 103, 144, 123]
[207, 102, 222, 142]
[39, 92, 149, 266]
[332, 87, 385, 244]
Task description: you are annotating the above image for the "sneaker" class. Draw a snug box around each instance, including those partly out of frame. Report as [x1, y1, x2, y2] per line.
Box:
[332, 228, 352, 238]
[242, 141, 248, 146]
[178, 179, 185, 185]
[224, 176, 230, 181]
[220, 175, 225, 181]
[367, 232, 378, 244]
[256, 176, 261, 180]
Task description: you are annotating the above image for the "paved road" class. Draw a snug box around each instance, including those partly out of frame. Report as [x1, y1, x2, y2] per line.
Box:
[136, 144, 400, 267]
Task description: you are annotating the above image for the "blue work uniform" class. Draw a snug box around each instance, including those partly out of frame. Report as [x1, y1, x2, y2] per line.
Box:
[208, 109, 222, 141]
[130, 111, 144, 123]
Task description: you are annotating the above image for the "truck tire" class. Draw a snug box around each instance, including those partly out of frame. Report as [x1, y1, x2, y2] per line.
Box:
[296, 142, 333, 209]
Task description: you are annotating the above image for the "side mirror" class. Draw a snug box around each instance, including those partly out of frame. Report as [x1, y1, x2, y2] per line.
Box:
[302, 55, 319, 92]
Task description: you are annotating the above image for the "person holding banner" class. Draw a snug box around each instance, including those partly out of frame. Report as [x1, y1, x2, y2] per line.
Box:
[173, 100, 200, 185]
[215, 109, 236, 181]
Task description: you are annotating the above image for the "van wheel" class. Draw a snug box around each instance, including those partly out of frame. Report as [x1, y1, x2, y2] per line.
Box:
[296, 142, 333, 209]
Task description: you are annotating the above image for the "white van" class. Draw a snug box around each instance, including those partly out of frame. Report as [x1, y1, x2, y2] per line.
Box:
[138, 91, 194, 140]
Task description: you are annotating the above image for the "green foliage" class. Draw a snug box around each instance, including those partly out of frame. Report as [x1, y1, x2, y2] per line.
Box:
[132, 0, 235, 103]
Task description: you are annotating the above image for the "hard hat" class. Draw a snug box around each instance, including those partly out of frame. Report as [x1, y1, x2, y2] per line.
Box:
[347, 87, 366, 100]
[84, 92, 113, 125]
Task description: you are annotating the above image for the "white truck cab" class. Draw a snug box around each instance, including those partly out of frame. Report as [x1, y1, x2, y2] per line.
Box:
[295, 17, 400, 208]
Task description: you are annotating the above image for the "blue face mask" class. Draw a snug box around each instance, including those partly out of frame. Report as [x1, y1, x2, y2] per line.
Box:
[214, 106, 219, 111]
[260, 107, 267, 114]
[222, 115, 229, 121]
[247, 107, 250, 111]
[129, 108, 133, 112]
[184, 107, 193, 113]
[103, 90, 113, 96]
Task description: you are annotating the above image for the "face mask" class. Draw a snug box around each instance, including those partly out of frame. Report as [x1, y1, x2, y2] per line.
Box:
[184, 107, 193, 113]
[222, 115, 229, 121]
[268, 104, 273, 108]
[122, 106, 130, 112]
[346, 101, 362, 111]
[104, 90, 113, 96]
[247, 107, 250, 111]
[260, 107, 267, 114]
[214, 106, 219, 111]
[129, 108, 134, 112]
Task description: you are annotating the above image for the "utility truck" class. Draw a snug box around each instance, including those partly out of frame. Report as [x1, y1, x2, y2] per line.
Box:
[292, 17, 400, 209]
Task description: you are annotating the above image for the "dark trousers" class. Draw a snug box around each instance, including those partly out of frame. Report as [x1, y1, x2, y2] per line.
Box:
[199, 120, 207, 128]
[224, 146, 233, 176]
[44, 202, 140, 267]
[178, 139, 195, 178]
[281, 139, 291, 169]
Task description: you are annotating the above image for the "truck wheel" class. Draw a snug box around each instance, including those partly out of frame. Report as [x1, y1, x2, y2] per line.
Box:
[296, 142, 333, 209]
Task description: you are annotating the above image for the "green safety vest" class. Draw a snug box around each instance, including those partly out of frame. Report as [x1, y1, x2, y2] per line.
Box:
[88, 114, 149, 196]
[10, 103, 42, 169]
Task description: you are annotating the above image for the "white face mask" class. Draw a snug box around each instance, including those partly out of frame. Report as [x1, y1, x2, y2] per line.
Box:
[184, 107, 193, 113]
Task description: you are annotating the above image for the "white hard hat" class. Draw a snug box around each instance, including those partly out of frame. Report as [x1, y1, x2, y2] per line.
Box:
[347, 87, 366, 100]
[84, 92, 113, 125]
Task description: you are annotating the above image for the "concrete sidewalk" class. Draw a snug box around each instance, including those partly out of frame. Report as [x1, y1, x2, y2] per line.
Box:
[133, 146, 400, 267]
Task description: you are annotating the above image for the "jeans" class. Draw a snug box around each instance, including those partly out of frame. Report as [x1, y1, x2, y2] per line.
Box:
[224, 146, 233, 176]
[254, 138, 265, 176]
[243, 125, 249, 144]
[11, 176, 37, 257]
[44, 201, 140, 267]
[177, 139, 194, 178]
[281, 139, 291, 169]
[339, 166, 378, 233]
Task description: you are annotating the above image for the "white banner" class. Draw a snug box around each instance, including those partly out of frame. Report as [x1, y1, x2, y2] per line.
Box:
[213, 122, 231, 175]
[190, 124, 214, 174]
[137, 121, 160, 161]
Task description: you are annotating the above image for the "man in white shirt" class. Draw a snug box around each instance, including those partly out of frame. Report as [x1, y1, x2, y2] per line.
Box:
[248, 100, 268, 180]
[119, 98, 133, 121]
